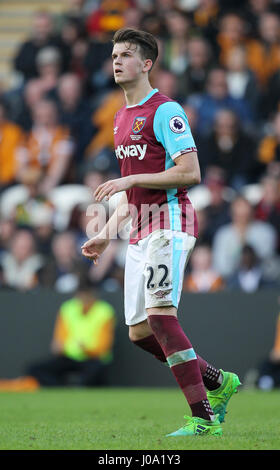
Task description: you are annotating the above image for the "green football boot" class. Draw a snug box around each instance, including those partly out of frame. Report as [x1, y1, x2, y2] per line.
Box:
[166, 415, 222, 437]
[207, 370, 241, 423]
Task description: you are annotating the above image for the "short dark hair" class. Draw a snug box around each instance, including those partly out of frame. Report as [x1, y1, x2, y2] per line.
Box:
[112, 27, 158, 66]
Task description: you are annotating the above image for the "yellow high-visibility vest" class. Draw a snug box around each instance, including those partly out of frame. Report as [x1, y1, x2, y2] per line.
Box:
[59, 298, 115, 362]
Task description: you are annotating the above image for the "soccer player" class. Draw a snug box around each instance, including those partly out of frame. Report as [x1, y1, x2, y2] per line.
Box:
[81, 28, 241, 437]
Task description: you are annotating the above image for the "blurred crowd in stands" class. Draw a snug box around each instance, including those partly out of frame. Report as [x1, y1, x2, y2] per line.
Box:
[1, 0, 280, 294]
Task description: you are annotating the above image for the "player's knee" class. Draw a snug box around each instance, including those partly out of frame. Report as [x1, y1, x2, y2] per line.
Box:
[128, 328, 135, 342]
[129, 327, 143, 343]
[128, 321, 151, 342]
[146, 306, 177, 317]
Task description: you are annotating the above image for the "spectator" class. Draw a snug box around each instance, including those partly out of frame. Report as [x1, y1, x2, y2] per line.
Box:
[154, 0, 175, 16]
[178, 36, 213, 97]
[85, 89, 125, 160]
[14, 10, 70, 82]
[82, 164, 120, 224]
[140, 12, 166, 38]
[85, 0, 128, 37]
[261, 68, 280, 120]
[84, 168, 109, 195]
[84, 34, 116, 97]
[153, 68, 181, 101]
[34, 221, 54, 259]
[68, 34, 89, 83]
[255, 174, 280, 249]
[60, 16, 86, 48]
[0, 279, 116, 390]
[224, 45, 260, 118]
[15, 79, 46, 132]
[212, 195, 277, 278]
[247, 12, 280, 87]
[20, 99, 74, 194]
[0, 229, 44, 290]
[56, 74, 95, 164]
[187, 67, 253, 135]
[217, 11, 280, 88]
[54, 0, 93, 30]
[14, 167, 54, 230]
[67, 204, 90, 255]
[0, 102, 25, 189]
[202, 167, 231, 243]
[181, 103, 202, 153]
[88, 238, 124, 291]
[183, 244, 224, 292]
[198, 109, 257, 189]
[216, 13, 249, 68]
[58, 16, 90, 83]
[258, 112, 280, 170]
[123, 6, 143, 29]
[193, 0, 221, 48]
[194, 208, 212, 246]
[161, 9, 191, 76]
[40, 231, 87, 293]
[243, 0, 274, 38]
[35, 46, 62, 99]
[0, 219, 16, 256]
[227, 244, 276, 292]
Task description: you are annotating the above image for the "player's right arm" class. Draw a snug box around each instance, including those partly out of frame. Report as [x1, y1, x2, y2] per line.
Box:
[81, 191, 130, 264]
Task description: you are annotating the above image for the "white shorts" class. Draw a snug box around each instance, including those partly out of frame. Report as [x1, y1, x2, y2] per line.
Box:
[124, 229, 196, 326]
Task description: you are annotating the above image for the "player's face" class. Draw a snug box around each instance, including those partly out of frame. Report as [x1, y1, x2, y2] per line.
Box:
[112, 42, 146, 85]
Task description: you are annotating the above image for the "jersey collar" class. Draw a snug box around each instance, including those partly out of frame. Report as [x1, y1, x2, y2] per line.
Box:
[126, 88, 159, 108]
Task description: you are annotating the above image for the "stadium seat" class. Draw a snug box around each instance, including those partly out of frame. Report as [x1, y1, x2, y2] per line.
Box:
[0, 184, 28, 219]
[242, 184, 263, 205]
[188, 185, 211, 210]
[188, 184, 237, 210]
[48, 184, 93, 230]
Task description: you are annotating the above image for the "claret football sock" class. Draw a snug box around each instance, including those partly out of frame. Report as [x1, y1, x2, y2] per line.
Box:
[196, 356, 223, 391]
[134, 330, 223, 391]
[148, 314, 215, 421]
[132, 334, 166, 362]
[202, 364, 223, 391]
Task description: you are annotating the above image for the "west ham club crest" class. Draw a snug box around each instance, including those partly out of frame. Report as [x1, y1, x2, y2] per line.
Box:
[132, 117, 147, 134]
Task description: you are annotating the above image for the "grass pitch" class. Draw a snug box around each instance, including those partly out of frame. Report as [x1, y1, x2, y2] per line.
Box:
[0, 387, 279, 450]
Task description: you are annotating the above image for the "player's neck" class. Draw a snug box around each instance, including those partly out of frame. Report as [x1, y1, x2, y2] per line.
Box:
[122, 79, 154, 107]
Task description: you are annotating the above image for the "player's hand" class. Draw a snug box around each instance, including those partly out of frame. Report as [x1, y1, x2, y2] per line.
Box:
[81, 237, 110, 264]
[94, 176, 134, 202]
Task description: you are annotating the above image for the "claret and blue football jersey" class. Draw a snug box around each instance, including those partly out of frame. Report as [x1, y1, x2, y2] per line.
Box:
[114, 88, 198, 243]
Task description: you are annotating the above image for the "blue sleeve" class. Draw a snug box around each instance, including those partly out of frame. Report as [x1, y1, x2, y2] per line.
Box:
[153, 101, 197, 160]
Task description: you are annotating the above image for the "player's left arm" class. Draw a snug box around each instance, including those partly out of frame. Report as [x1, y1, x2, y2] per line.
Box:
[94, 150, 200, 201]
[130, 150, 201, 189]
